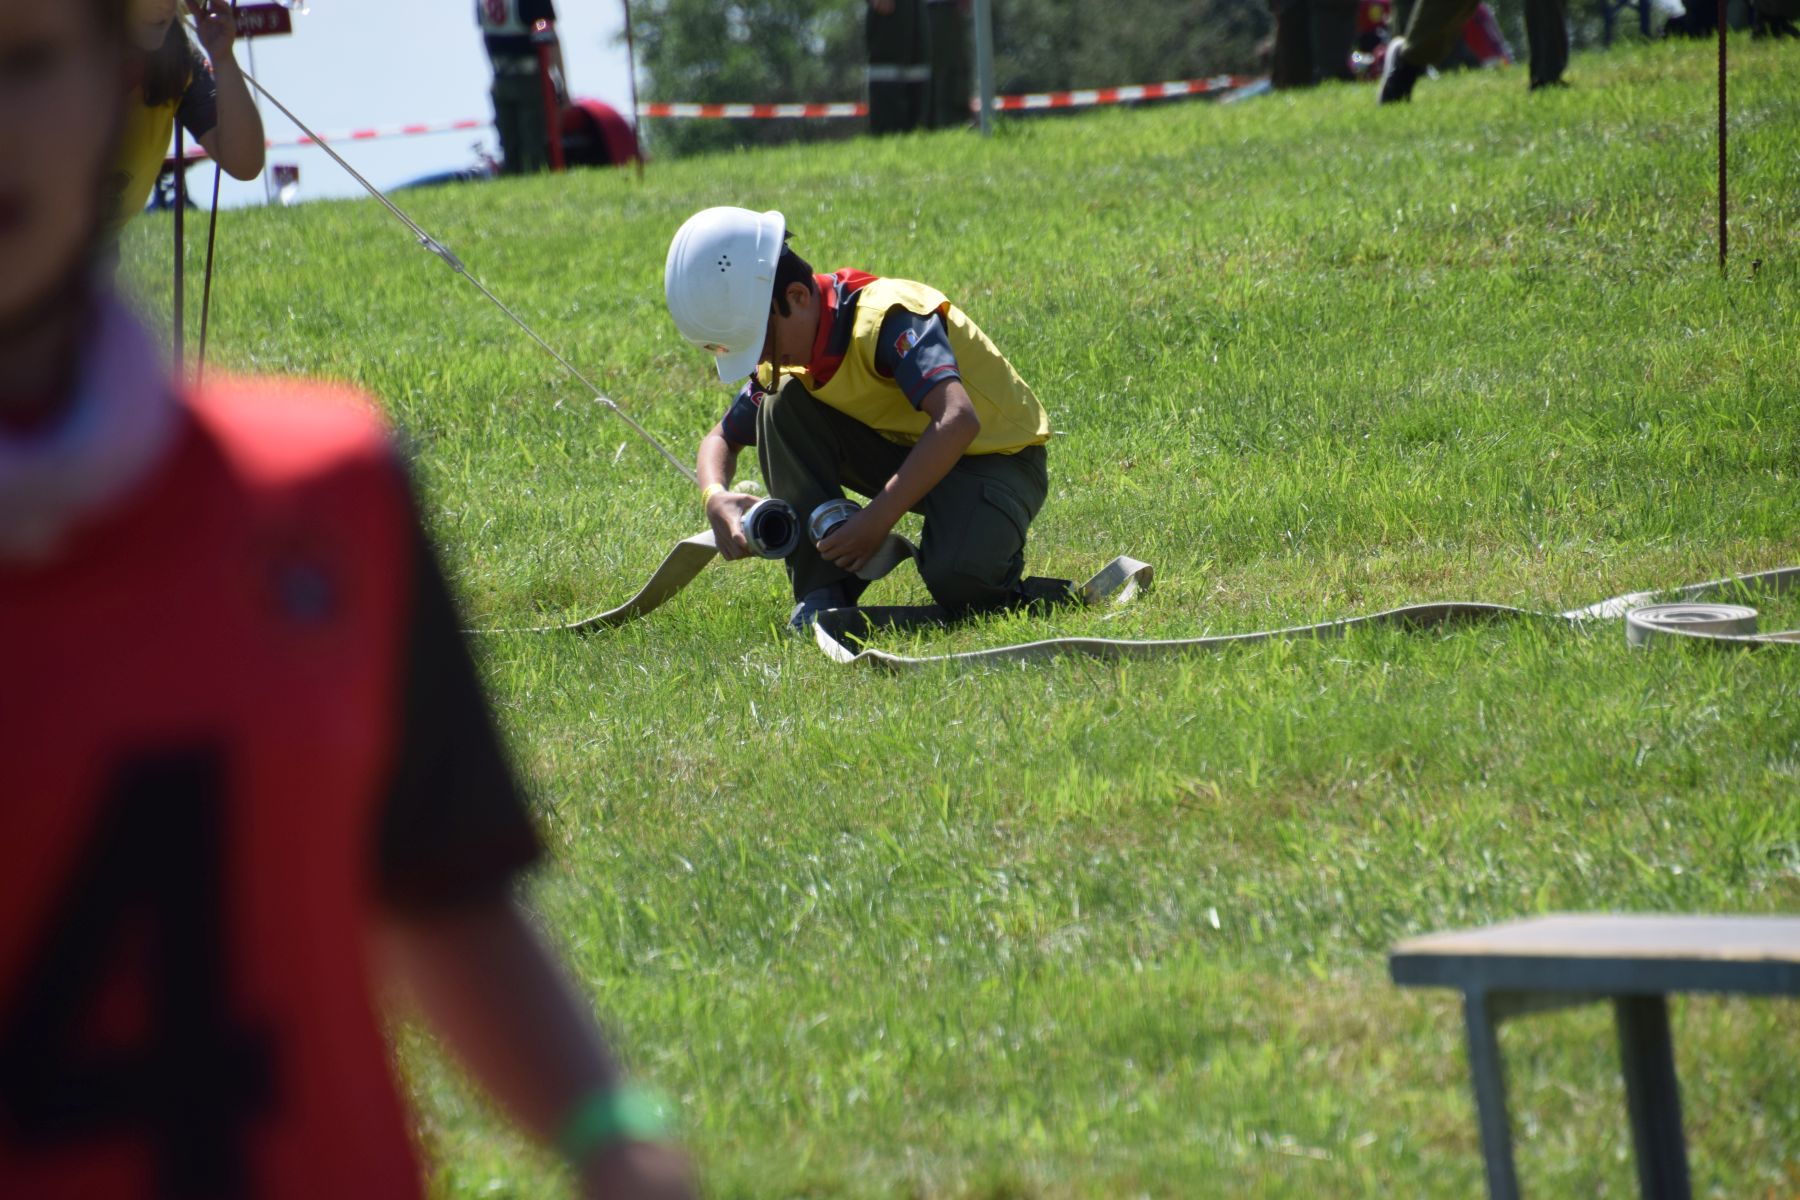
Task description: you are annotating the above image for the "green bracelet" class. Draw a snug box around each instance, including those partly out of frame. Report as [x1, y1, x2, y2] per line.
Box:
[555, 1085, 672, 1163]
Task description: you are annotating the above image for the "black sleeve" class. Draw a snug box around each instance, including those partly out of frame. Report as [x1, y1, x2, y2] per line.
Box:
[522, 0, 557, 23]
[376, 508, 542, 914]
[873, 307, 961, 409]
[176, 43, 218, 139]
[719, 380, 763, 448]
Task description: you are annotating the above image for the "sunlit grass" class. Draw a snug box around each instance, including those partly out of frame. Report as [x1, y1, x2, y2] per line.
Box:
[121, 39, 1799, 1199]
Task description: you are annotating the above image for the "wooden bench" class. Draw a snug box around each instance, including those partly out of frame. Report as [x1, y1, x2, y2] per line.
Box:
[1389, 914, 1800, 1200]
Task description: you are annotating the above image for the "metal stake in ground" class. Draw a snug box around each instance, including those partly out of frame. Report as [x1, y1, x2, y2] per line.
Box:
[1717, 0, 1727, 273]
[621, 0, 645, 181]
[197, 160, 223, 390]
[196, 0, 235, 390]
[173, 125, 186, 385]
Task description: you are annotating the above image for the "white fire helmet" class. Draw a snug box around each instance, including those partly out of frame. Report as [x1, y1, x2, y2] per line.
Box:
[664, 207, 788, 383]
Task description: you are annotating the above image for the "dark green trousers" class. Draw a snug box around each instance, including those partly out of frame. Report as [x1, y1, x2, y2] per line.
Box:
[1270, 0, 1360, 87]
[491, 73, 549, 175]
[925, 0, 971, 129]
[867, 0, 931, 135]
[1399, 0, 1567, 84]
[757, 381, 1049, 612]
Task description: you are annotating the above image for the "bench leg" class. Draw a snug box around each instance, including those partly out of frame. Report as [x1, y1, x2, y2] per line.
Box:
[1615, 995, 1692, 1200]
[1464, 991, 1521, 1200]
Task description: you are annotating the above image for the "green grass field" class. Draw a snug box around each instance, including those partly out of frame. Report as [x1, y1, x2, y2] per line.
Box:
[122, 40, 1800, 1198]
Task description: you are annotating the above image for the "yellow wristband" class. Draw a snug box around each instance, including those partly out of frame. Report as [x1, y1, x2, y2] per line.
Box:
[701, 483, 724, 508]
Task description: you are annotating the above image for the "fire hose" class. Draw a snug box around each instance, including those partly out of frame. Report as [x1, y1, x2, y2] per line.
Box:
[482, 504, 1799, 669]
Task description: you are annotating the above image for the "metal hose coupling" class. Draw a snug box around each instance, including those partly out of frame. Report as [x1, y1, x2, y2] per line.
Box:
[742, 498, 800, 558]
[808, 498, 862, 546]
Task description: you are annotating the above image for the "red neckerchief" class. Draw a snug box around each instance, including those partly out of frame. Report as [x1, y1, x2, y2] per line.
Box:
[804, 269, 879, 387]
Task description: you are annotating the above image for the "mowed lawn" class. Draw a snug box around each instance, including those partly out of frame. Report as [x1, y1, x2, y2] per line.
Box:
[120, 40, 1799, 1199]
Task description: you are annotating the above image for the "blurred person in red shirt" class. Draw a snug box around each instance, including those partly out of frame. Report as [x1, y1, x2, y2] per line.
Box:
[0, 3, 694, 1197]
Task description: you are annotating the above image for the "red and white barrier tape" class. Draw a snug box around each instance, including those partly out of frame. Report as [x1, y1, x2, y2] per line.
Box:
[639, 100, 866, 119]
[994, 74, 1250, 111]
[636, 76, 1253, 119]
[274, 116, 489, 148]
[170, 74, 1258, 162]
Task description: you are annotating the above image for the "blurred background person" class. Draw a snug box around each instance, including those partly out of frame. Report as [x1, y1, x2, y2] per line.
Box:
[0, 2, 691, 1197]
[1379, 0, 1566, 99]
[109, 0, 263, 235]
[477, 0, 565, 175]
[924, 0, 971, 129]
[1269, 0, 1359, 88]
[1350, 0, 1513, 78]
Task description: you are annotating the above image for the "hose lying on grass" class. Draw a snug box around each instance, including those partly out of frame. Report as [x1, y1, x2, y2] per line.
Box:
[477, 535, 1800, 670]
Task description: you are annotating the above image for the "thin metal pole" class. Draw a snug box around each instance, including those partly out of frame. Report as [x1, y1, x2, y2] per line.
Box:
[246, 35, 270, 205]
[196, 0, 233, 385]
[1717, 0, 1727, 274]
[197, 162, 223, 390]
[973, 0, 996, 136]
[173, 125, 186, 386]
[621, 0, 646, 179]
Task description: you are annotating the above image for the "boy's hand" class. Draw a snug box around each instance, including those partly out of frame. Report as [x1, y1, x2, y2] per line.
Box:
[705, 491, 759, 560]
[578, 1139, 696, 1200]
[816, 505, 895, 576]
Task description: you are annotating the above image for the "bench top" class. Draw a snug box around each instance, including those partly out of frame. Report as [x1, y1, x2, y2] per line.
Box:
[1390, 914, 1800, 997]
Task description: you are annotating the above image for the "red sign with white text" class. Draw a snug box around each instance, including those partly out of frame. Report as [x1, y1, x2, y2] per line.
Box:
[234, 4, 293, 38]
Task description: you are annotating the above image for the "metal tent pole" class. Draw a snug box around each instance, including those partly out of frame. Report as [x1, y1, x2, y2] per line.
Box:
[621, 0, 646, 178]
[173, 124, 186, 385]
[973, 0, 996, 136]
[1717, 0, 1727, 274]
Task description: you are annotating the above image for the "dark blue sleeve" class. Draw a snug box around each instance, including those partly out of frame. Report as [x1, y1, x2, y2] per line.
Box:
[874, 308, 961, 410]
[177, 44, 218, 139]
[719, 381, 761, 448]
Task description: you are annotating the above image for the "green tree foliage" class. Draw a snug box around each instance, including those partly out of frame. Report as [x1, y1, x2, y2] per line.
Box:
[630, 0, 1659, 161]
[991, 0, 1272, 93]
[632, 0, 1276, 160]
[632, 0, 867, 159]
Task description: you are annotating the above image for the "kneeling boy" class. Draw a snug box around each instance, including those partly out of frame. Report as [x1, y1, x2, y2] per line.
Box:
[664, 207, 1051, 627]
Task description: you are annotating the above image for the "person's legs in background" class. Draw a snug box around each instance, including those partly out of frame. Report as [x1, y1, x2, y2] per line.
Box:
[492, 73, 548, 174]
[868, 0, 928, 134]
[925, 0, 971, 129]
[1310, 0, 1362, 80]
[1379, 0, 1480, 100]
[1524, 0, 1570, 88]
[1271, 0, 1318, 87]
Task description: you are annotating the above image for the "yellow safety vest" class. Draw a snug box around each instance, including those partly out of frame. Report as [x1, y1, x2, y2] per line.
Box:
[798, 276, 1050, 457]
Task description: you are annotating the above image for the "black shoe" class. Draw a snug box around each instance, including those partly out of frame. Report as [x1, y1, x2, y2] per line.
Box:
[1377, 40, 1424, 104]
[1751, 11, 1799, 37]
[786, 579, 866, 634]
[1661, 12, 1717, 37]
[1529, 76, 1569, 91]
